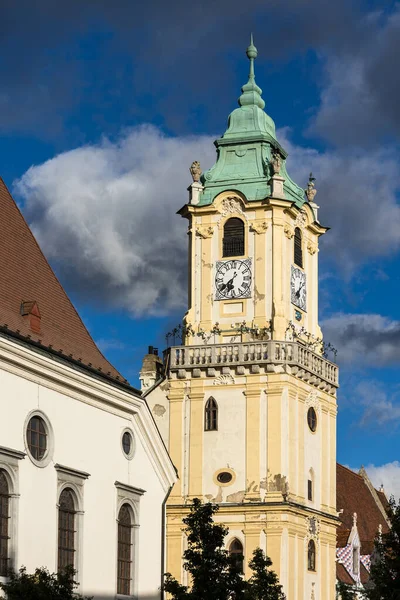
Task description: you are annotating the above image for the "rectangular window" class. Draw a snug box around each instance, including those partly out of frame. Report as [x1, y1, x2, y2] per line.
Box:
[308, 479, 313, 501]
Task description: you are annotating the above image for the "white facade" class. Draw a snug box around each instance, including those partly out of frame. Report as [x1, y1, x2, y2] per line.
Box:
[0, 332, 176, 600]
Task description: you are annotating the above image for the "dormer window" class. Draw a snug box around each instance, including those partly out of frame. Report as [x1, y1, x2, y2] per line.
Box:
[294, 227, 303, 267]
[223, 218, 245, 257]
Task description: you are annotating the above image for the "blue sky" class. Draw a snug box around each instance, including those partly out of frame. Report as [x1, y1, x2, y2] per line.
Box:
[1, 1, 400, 495]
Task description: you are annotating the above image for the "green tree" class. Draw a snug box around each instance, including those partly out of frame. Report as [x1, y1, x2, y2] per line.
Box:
[164, 498, 285, 600]
[245, 548, 285, 600]
[0, 566, 92, 600]
[363, 496, 400, 600]
[336, 580, 356, 600]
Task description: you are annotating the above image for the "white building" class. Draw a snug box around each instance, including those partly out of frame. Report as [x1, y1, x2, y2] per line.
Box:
[0, 179, 177, 599]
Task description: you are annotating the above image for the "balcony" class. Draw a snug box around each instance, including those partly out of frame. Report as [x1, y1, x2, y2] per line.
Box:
[167, 340, 338, 391]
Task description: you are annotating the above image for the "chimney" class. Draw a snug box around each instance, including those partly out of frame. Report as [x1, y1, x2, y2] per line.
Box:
[139, 346, 164, 391]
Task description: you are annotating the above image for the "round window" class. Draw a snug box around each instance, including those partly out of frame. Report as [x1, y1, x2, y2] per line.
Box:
[121, 429, 135, 459]
[27, 415, 47, 460]
[217, 471, 233, 484]
[307, 407, 317, 432]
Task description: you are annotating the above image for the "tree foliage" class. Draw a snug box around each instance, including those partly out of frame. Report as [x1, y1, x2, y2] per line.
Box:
[0, 566, 92, 600]
[164, 498, 285, 600]
[363, 496, 400, 600]
[336, 580, 356, 600]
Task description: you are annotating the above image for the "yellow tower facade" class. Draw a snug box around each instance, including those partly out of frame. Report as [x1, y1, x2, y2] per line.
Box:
[143, 38, 339, 600]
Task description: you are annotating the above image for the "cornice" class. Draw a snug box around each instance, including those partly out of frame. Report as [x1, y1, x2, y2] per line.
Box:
[0, 335, 177, 491]
[0, 445, 26, 461]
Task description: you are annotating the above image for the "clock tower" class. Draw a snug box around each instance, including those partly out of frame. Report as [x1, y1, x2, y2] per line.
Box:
[143, 37, 339, 600]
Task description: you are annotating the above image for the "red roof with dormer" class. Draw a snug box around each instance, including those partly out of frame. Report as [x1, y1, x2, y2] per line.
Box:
[0, 177, 125, 383]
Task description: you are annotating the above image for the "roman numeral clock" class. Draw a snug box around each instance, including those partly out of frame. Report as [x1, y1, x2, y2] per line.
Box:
[215, 259, 252, 300]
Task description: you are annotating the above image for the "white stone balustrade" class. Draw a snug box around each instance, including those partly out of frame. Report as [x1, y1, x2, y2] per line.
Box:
[167, 340, 338, 387]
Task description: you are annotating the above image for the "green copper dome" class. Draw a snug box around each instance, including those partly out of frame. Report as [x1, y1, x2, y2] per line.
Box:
[199, 37, 305, 207]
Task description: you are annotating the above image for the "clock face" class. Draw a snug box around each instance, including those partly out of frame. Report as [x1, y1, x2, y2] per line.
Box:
[215, 259, 252, 300]
[291, 265, 307, 311]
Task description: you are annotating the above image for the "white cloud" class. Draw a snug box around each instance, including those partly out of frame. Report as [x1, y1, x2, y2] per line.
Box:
[321, 313, 400, 366]
[14, 125, 400, 317]
[365, 461, 400, 501]
[15, 125, 216, 315]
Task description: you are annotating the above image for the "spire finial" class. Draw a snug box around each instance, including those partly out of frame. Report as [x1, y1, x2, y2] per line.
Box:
[238, 34, 265, 109]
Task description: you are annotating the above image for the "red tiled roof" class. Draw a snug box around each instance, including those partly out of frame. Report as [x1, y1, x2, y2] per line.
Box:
[0, 178, 124, 382]
[360, 562, 370, 585]
[336, 562, 355, 585]
[336, 464, 389, 554]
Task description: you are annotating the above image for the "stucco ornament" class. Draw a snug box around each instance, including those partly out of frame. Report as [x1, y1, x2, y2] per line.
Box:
[250, 221, 269, 234]
[307, 241, 318, 255]
[195, 226, 214, 239]
[284, 224, 294, 239]
[271, 149, 282, 175]
[311, 582, 316, 600]
[294, 209, 307, 229]
[305, 389, 321, 415]
[213, 374, 235, 385]
[190, 161, 202, 182]
[305, 172, 317, 202]
[306, 516, 320, 542]
[219, 197, 246, 218]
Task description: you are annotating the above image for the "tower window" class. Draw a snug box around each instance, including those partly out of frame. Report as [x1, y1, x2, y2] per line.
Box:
[205, 397, 218, 431]
[58, 488, 76, 571]
[117, 504, 133, 595]
[307, 539, 316, 571]
[0, 470, 10, 576]
[307, 407, 317, 432]
[353, 546, 359, 575]
[294, 227, 303, 267]
[308, 479, 313, 501]
[229, 538, 244, 573]
[223, 218, 245, 257]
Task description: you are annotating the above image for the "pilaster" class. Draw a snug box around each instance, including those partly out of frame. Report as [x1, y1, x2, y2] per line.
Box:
[187, 381, 204, 500]
[244, 377, 261, 501]
[168, 381, 186, 501]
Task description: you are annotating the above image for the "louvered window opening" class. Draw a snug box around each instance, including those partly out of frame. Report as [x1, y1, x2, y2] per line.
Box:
[0, 471, 10, 576]
[229, 538, 244, 573]
[205, 398, 218, 431]
[223, 218, 245, 257]
[58, 489, 76, 571]
[308, 540, 316, 571]
[27, 416, 47, 460]
[308, 479, 313, 501]
[117, 504, 133, 596]
[294, 227, 303, 267]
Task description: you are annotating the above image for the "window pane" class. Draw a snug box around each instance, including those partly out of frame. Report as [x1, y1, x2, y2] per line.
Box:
[0, 471, 10, 577]
[58, 489, 76, 571]
[117, 504, 133, 595]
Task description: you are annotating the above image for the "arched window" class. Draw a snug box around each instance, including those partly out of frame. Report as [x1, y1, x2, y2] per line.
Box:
[294, 227, 303, 267]
[307, 539, 316, 571]
[58, 488, 76, 571]
[223, 218, 245, 257]
[117, 504, 133, 595]
[205, 397, 218, 431]
[229, 538, 244, 573]
[0, 470, 10, 576]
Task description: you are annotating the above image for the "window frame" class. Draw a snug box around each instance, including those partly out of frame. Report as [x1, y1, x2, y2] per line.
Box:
[121, 428, 135, 460]
[115, 482, 145, 598]
[294, 227, 303, 268]
[222, 217, 245, 258]
[55, 464, 89, 588]
[307, 407, 317, 432]
[0, 470, 10, 577]
[307, 539, 316, 572]
[229, 538, 244, 574]
[57, 488, 77, 572]
[204, 397, 218, 431]
[0, 446, 25, 582]
[24, 410, 54, 468]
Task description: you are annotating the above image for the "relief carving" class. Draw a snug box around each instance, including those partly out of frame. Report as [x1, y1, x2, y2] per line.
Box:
[307, 241, 318, 255]
[250, 221, 269, 234]
[284, 224, 294, 239]
[219, 197, 246, 218]
[196, 226, 214, 239]
[305, 389, 321, 414]
[213, 374, 235, 385]
[294, 210, 307, 229]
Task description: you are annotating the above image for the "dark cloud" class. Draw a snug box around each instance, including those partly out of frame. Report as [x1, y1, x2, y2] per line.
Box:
[321, 313, 400, 367]
[0, 0, 366, 139]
